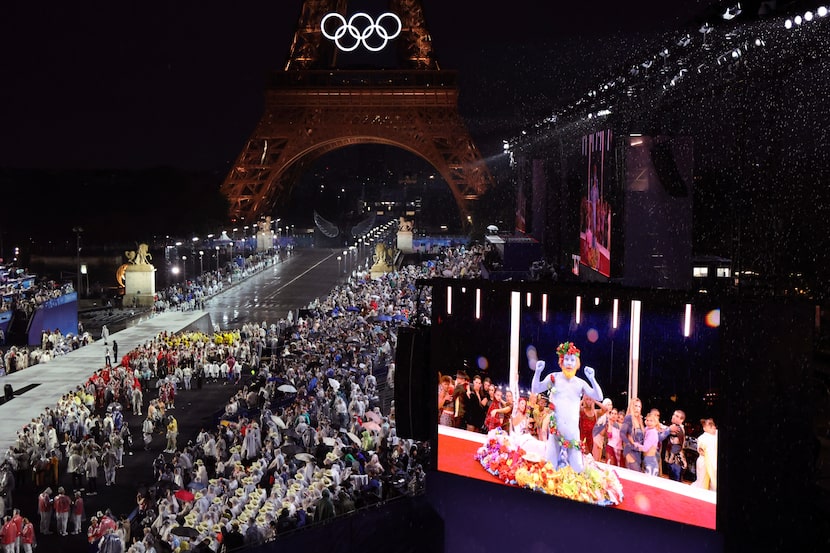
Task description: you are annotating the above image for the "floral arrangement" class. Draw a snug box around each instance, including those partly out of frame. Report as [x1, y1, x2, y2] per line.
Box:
[474, 429, 526, 485]
[549, 412, 582, 451]
[556, 342, 580, 358]
[474, 429, 624, 506]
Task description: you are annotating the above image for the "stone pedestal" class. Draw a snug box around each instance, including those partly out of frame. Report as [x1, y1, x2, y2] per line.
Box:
[370, 262, 393, 280]
[257, 231, 274, 252]
[396, 231, 413, 254]
[124, 265, 156, 307]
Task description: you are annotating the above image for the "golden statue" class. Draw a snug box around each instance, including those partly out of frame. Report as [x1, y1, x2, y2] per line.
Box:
[118, 243, 154, 286]
[125, 243, 152, 265]
[398, 217, 413, 232]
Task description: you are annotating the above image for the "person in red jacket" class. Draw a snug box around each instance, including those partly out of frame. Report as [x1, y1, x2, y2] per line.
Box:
[19, 518, 35, 553]
[53, 486, 72, 536]
[10, 510, 23, 553]
[36, 487, 52, 535]
[1, 515, 19, 553]
[87, 515, 100, 547]
[88, 511, 117, 546]
[71, 491, 85, 535]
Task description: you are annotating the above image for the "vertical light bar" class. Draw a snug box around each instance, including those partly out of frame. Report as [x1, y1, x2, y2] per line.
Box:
[475, 288, 482, 320]
[575, 296, 582, 325]
[628, 300, 642, 401]
[510, 291, 521, 402]
[683, 303, 692, 337]
[612, 298, 619, 329]
[446, 286, 452, 315]
[594, 297, 600, 306]
[526, 292, 532, 307]
[541, 293, 548, 323]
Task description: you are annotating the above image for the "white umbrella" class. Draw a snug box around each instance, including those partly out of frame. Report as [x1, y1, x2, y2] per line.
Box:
[322, 437, 336, 447]
[295, 453, 315, 463]
[278, 384, 297, 393]
[328, 379, 340, 391]
[346, 432, 360, 445]
[271, 415, 287, 429]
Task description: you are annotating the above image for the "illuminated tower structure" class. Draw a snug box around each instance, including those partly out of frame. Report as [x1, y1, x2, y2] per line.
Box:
[221, 0, 492, 228]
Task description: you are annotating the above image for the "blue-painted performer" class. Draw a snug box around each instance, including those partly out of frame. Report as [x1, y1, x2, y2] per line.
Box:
[528, 342, 603, 473]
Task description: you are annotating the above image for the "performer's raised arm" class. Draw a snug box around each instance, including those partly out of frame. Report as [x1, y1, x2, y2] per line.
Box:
[582, 365, 603, 402]
[527, 346, 549, 394]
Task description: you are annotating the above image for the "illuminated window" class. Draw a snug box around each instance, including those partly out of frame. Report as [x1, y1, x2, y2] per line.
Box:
[693, 266, 709, 278]
[716, 267, 731, 278]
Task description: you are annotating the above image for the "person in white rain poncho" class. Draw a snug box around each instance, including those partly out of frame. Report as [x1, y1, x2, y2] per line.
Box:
[242, 422, 262, 460]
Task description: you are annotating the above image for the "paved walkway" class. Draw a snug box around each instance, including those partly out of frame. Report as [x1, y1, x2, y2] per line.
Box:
[0, 308, 209, 454]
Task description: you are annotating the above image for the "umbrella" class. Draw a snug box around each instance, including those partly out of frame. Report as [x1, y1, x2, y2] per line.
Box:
[271, 415, 287, 429]
[322, 437, 336, 447]
[187, 481, 206, 491]
[295, 452, 315, 463]
[365, 411, 382, 424]
[154, 480, 181, 491]
[278, 384, 297, 393]
[376, 315, 392, 322]
[174, 489, 195, 502]
[280, 444, 304, 458]
[345, 306, 360, 312]
[346, 432, 360, 445]
[486, 225, 499, 233]
[171, 526, 201, 538]
[362, 421, 381, 432]
[328, 379, 340, 391]
[392, 314, 407, 321]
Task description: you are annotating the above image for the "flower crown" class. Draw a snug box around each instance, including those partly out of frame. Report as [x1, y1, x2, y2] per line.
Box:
[556, 342, 580, 359]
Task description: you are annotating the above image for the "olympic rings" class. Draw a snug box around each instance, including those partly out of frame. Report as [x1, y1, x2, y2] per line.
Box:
[321, 12, 402, 53]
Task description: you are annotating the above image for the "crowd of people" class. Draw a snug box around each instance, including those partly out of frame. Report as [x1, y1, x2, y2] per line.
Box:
[0, 250, 287, 377]
[151, 253, 281, 314]
[1, 273, 75, 317]
[0, 243, 484, 552]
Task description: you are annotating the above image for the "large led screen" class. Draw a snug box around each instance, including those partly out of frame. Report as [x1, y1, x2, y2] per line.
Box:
[432, 281, 720, 530]
[579, 129, 613, 277]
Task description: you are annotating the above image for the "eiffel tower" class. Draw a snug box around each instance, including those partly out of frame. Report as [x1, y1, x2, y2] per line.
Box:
[221, 0, 493, 226]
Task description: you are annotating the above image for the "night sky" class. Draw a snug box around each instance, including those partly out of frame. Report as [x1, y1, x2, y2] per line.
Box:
[0, 0, 711, 171]
[2, 0, 829, 293]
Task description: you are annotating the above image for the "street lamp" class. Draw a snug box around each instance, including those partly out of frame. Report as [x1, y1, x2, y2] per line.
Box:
[181, 255, 187, 282]
[215, 245, 220, 271]
[199, 250, 204, 274]
[72, 226, 83, 297]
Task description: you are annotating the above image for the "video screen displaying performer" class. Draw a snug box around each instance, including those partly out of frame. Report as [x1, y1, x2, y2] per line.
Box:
[433, 283, 720, 530]
[579, 129, 613, 277]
